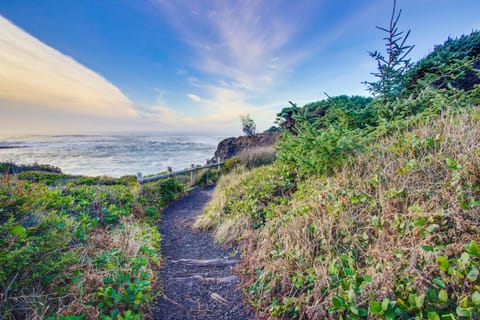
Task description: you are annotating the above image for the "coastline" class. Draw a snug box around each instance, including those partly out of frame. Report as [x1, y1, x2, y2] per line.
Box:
[0, 145, 28, 149]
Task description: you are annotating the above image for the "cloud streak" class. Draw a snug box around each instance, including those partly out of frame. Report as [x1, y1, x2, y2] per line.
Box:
[156, 0, 313, 92]
[150, 0, 324, 131]
[0, 15, 136, 118]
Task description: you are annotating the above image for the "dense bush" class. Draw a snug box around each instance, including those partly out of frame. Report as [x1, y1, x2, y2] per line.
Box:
[0, 162, 62, 174]
[276, 95, 375, 134]
[406, 30, 480, 94]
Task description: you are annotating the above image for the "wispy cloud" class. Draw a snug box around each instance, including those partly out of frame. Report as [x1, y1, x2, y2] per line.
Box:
[156, 0, 313, 91]
[187, 93, 201, 102]
[142, 85, 277, 134]
[0, 15, 136, 118]
[148, 1, 382, 133]
[151, 0, 323, 130]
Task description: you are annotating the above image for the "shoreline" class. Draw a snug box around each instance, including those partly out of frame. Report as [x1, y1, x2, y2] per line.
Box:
[0, 145, 28, 149]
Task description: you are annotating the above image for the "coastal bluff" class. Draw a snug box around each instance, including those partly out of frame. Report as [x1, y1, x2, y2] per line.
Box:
[214, 133, 279, 161]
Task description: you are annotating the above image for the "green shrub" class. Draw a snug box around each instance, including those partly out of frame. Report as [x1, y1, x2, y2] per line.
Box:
[223, 156, 241, 173]
[276, 95, 375, 133]
[0, 162, 62, 174]
[139, 178, 184, 209]
[406, 30, 480, 95]
[197, 168, 222, 186]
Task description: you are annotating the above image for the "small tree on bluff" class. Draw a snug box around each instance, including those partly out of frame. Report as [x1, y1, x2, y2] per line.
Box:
[241, 114, 256, 136]
[364, 0, 414, 103]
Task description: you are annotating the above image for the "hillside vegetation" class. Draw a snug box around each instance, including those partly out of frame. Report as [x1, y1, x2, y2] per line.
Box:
[195, 31, 480, 319]
[0, 170, 183, 319]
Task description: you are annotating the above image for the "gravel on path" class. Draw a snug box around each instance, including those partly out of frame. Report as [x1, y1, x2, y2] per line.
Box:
[152, 185, 255, 320]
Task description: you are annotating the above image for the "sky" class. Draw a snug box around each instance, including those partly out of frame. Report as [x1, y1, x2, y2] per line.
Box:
[0, 0, 479, 136]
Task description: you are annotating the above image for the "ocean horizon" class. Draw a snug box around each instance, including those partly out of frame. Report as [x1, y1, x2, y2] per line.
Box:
[0, 133, 227, 177]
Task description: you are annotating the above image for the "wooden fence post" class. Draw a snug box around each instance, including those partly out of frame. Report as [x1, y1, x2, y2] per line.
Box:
[190, 164, 196, 186]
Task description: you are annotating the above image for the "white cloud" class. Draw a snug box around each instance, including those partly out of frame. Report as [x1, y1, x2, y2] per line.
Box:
[187, 93, 201, 102]
[142, 84, 278, 135]
[0, 15, 136, 118]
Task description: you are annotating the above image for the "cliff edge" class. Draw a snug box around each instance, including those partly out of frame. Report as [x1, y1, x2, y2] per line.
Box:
[214, 133, 279, 161]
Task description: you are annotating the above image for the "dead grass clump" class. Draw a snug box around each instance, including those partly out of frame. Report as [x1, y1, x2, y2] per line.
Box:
[237, 146, 277, 169]
[59, 219, 160, 319]
[194, 167, 250, 232]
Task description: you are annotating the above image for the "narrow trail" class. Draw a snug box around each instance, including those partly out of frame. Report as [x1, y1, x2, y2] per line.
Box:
[152, 185, 255, 320]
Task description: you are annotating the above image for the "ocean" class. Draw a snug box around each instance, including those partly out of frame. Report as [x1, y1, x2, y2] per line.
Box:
[0, 134, 226, 177]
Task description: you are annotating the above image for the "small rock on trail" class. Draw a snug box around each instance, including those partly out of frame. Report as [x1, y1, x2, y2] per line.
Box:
[152, 185, 255, 320]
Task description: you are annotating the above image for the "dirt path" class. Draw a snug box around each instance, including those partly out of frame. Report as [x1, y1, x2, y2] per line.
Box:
[152, 185, 255, 320]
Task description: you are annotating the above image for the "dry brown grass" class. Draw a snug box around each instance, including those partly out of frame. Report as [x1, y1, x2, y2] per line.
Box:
[56, 217, 159, 319]
[194, 167, 249, 235]
[237, 145, 277, 169]
[200, 108, 480, 318]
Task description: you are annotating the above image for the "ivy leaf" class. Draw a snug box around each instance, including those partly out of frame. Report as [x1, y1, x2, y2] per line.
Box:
[467, 267, 479, 282]
[427, 312, 440, 320]
[415, 294, 425, 309]
[114, 293, 122, 304]
[58, 315, 86, 320]
[472, 291, 480, 307]
[465, 241, 480, 257]
[422, 245, 434, 252]
[432, 278, 446, 289]
[446, 158, 459, 170]
[437, 256, 449, 272]
[349, 305, 359, 315]
[10, 225, 27, 239]
[358, 308, 368, 317]
[370, 301, 383, 315]
[331, 296, 345, 311]
[438, 289, 448, 303]
[456, 306, 472, 317]
[381, 298, 390, 311]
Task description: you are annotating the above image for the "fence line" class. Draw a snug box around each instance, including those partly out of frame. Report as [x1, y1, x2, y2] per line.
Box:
[136, 162, 224, 184]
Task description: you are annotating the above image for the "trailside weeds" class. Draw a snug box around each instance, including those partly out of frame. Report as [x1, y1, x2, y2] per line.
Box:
[0, 173, 183, 319]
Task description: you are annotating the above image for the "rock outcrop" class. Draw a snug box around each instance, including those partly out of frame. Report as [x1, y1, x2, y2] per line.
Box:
[214, 134, 279, 161]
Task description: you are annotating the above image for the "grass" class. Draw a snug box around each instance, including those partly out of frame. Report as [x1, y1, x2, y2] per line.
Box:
[195, 107, 480, 319]
[237, 145, 277, 169]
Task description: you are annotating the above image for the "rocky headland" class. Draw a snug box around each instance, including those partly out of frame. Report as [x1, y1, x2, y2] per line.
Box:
[213, 133, 279, 161]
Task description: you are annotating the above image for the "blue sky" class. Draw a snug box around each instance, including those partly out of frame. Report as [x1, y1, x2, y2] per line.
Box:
[0, 0, 479, 136]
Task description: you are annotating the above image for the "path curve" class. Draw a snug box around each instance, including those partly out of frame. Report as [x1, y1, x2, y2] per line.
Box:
[152, 185, 255, 320]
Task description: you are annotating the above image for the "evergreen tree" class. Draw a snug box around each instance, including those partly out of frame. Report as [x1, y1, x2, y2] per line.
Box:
[241, 114, 256, 136]
[364, 0, 415, 102]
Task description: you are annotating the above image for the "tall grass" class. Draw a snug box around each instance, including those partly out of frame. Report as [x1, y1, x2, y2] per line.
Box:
[237, 146, 277, 169]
